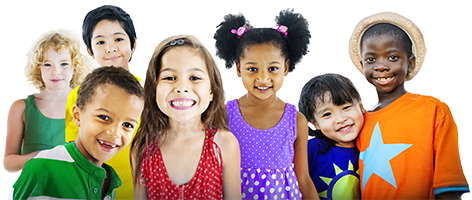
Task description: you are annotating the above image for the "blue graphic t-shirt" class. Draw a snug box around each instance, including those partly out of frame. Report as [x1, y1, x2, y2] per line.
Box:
[307, 137, 360, 200]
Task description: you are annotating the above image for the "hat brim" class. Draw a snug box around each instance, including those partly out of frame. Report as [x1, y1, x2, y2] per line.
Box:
[349, 12, 426, 81]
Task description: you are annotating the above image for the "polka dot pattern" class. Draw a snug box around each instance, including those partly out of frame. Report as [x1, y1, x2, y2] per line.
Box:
[227, 100, 302, 200]
[140, 128, 223, 200]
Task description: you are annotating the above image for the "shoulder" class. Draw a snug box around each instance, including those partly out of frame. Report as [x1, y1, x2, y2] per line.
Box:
[22, 145, 70, 173]
[34, 145, 74, 163]
[407, 93, 443, 106]
[10, 99, 26, 113]
[296, 110, 308, 124]
[67, 86, 80, 105]
[214, 129, 239, 150]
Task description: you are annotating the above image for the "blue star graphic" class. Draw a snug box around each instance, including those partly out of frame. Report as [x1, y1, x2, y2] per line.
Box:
[359, 122, 412, 191]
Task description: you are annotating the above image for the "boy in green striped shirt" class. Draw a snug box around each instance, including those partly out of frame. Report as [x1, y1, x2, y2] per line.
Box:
[12, 67, 144, 200]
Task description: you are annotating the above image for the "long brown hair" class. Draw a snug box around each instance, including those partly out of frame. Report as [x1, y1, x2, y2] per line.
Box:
[130, 35, 228, 185]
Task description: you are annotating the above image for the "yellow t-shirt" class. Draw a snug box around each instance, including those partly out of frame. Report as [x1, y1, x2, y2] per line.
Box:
[65, 75, 142, 200]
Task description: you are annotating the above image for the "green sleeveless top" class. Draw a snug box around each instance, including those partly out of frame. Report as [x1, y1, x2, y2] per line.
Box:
[22, 95, 66, 155]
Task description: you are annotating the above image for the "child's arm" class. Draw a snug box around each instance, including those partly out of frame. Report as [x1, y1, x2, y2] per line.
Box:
[130, 152, 149, 199]
[215, 129, 241, 200]
[4, 100, 39, 172]
[294, 111, 320, 200]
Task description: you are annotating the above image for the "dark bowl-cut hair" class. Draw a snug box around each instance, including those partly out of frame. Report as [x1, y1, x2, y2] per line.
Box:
[82, 5, 137, 60]
[298, 73, 362, 152]
[214, 9, 310, 72]
[360, 23, 413, 58]
[131, 35, 228, 185]
[76, 66, 143, 110]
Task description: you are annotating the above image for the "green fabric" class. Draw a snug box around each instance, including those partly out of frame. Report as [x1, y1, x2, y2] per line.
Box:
[13, 142, 121, 200]
[22, 94, 66, 155]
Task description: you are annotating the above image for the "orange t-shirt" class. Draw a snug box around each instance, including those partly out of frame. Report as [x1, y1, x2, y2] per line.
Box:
[357, 92, 469, 199]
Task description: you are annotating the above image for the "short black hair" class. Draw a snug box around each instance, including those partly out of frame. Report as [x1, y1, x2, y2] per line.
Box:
[298, 73, 361, 152]
[82, 5, 137, 60]
[214, 9, 310, 72]
[76, 66, 143, 110]
[360, 23, 413, 57]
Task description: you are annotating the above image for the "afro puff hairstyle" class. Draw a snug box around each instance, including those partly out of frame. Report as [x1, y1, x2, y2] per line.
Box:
[214, 9, 310, 72]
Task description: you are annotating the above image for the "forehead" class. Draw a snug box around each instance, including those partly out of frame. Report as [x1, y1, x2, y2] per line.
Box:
[361, 34, 405, 53]
[92, 19, 128, 37]
[160, 47, 208, 73]
[44, 46, 71, 59]
[241, 43, 284, 60]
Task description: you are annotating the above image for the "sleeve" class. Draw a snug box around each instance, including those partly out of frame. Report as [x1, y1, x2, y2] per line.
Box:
[65, 86, 80, 143]
[12, 160, 40, 199]
[432, 102, 469, 195]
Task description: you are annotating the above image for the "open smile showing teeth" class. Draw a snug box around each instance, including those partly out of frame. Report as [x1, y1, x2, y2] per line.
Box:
[98, 139, 118, 148]
[171, 99, 196, 107]
[337, 124, 353, 132]
[375, 77, 393, 82]
[257, 86, 270, 90]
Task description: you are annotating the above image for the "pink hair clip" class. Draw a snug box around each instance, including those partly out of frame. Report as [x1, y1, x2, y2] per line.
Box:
[231, 25, 250, 38]
[277, 25, 288, 38]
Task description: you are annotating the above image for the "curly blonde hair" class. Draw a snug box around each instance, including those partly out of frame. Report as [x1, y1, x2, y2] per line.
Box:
[25, 29, 94, 91]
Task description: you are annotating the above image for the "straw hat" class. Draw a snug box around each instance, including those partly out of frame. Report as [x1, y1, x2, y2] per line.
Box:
[349, 12, 426, 81]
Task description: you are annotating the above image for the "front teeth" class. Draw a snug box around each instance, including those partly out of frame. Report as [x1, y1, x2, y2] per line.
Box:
[338, 125, 352, 131]
[98, 140, 117, 148]
[171, 100, 194, 107]
[376, 77, 392, 81]
[257, 86, 269, 90]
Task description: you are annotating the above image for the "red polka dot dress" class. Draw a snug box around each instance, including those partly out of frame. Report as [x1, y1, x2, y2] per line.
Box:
[141, 128, 223, 200]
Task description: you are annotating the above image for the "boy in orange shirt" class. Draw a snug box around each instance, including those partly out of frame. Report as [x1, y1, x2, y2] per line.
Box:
[349, 12, 469, 199]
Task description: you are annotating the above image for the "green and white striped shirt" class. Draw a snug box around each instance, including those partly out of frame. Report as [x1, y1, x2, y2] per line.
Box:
[12, 142, 121, 200]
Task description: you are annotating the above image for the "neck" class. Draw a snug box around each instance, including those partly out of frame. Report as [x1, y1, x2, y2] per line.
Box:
[374, 82, 407, 111]
[243, 92, 279, 109]
[167, 117, 205, 139]
[40, 87, 73, 100]
[73, 140, 103, 167]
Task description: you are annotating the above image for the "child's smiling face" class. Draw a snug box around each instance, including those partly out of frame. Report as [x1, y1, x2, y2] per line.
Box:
[236, 44, 289, 100]
[156, 47, 213, 123]
[73, 84, 143, 166]
[40, 46, 75, 91]
[313, 93, 364, 147]
[360, 34, 415, 95]
[90, 19, 135, 70]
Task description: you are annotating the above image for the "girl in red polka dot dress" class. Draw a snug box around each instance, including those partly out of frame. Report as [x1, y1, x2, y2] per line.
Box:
[130, 35, 242, 200]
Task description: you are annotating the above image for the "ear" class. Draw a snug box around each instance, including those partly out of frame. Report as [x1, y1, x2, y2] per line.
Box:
[72, 104, 81, 127]
[132, 39, 137, 53]
[284, 59, 290, 76]
[209, 90, 214, 102]
[235, 61, 242, 77]
[86, 48, 94, 59]
[407, 55, 416, 77]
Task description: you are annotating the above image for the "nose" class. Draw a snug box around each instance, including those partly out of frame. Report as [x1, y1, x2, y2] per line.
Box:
[105, 42, 117, 54]
[374, 60, 389, 72]
[106, 125, 120, 138]
[256, 70, 270, 82]
[52, 65, 61, 75]
[174, 79, 189, 94]
[335, 113, 348, 124]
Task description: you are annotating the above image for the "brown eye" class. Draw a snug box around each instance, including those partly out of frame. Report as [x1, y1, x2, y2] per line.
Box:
[388, 55, 398, 61]
[365, 57, 375, 63]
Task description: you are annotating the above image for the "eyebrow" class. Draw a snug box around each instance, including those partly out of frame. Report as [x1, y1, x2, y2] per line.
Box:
[244, 61, 281, 65]
[160, 67, 206, 73]
[92, 32, 127, 40]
